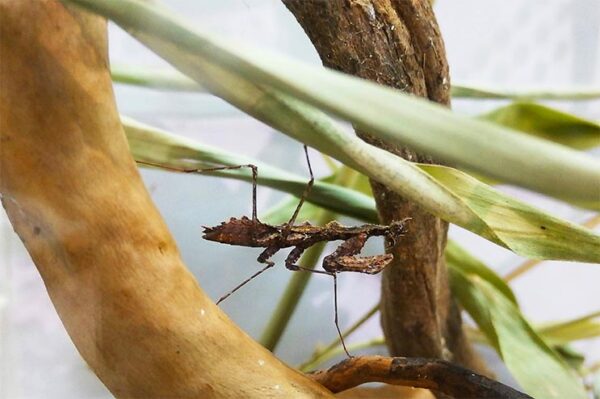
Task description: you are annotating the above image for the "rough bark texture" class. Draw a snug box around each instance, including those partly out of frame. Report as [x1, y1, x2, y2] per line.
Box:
[283, 0, 486, 373]
[0, 1, 334, 397]
[311, 356, 531, 398]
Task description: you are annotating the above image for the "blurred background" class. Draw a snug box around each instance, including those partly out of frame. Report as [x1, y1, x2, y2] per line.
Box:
[1, 0, 599, 397]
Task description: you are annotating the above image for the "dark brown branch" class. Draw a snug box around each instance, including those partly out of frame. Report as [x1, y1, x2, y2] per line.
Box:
[282, 0, 487, 375]
[309, 356, 532, 399]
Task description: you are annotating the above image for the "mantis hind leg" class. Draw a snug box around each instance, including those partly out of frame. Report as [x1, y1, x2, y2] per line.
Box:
[285, 245, 351, 358]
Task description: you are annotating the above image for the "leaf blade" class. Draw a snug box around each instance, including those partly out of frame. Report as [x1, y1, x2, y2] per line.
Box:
[71, 0, 600, 262]
[450, 267, 587, 398]
[65, 0, 600, 203]
[480, 102, 600, 150]
[123, 116, 379, 222]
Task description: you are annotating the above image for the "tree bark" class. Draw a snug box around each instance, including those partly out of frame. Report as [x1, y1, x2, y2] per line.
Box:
[0, 1, 333, 397]
[283, 0, 487, 373]
[310, 356, 530, 398]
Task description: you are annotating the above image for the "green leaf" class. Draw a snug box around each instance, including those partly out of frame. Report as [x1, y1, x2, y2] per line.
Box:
[123, 116, 378, 222]
[110, 66, 600, 186]
[126, 115, 600, 262]
[552, 345, 586, 370]
[111, 64, 202, 92]
[446, 244, 591, 372]
[464, 102, 600, 192]
[445, 240, 517, 304]
[111, 66, 600, 104]
[72, 0, 600, 262]
[481, 102, 600, 150]
[65, 0, 600, 204]
[110, 68, 600, 103]
[538, 310, 600, 346]
[421, 164, 600, 261]
[452, 84, 600, 101]
[450, 267, 588, 398]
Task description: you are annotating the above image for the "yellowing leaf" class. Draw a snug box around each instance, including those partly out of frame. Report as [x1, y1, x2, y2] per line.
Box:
[481, 102, 600, 150]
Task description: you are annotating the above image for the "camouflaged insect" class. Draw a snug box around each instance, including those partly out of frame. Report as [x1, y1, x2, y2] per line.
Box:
[140, 145, 408, 357]
[203, 216, 405, 277]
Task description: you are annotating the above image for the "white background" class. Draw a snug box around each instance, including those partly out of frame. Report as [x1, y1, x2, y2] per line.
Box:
[1, 0, 599, 397]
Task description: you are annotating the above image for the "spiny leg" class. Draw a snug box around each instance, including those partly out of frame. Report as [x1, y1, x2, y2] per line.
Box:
[284, 245, 309, 271]
[322, 234, 372, 358]
[285, 246, 351, 358]
[324, 233, 393, 275]
[284, 245, 335, 278]
[323, 233, 368, 273]
[216, 246, 279, 304]
[137, 160, 260, 222]
[287, 145, 314, 226]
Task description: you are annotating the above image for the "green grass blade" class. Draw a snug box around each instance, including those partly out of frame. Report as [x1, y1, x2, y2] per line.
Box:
[123, 116, 378, 222]
[65, 0, 600, 203]
[112, 66, 600, 103]
[111, 64, 202, 91]
[421, 164, 600, 261]
[538, 310, 600, 346]
[70, 1, 600, 262]
[445, 240, 517, 304]
[452, 85, 600, 101]
[450, 267, 588, 398]
[111, 67, 600, 156]
[111, 65, 600, 101]
[480, 102, 600, 150]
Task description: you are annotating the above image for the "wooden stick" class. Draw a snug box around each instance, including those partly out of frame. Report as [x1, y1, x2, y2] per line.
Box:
[0, 1, 332, 397]
[283, 0, 488, 375]
[309, 356, 532, 399]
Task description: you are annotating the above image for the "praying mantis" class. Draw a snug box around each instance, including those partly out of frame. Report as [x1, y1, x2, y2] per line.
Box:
[138, 145, 407, 356]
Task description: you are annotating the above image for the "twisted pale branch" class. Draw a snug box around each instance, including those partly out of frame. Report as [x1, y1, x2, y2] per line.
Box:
[0, 1, 332, 397]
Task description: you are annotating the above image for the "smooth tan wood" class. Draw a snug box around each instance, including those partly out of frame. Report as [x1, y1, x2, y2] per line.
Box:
[0, 1, 333, 397]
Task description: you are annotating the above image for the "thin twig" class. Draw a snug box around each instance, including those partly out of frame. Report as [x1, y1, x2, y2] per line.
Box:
[504, 214, 600, 282]
[302, 338, 385, 372]
[308, 355, 533, 398]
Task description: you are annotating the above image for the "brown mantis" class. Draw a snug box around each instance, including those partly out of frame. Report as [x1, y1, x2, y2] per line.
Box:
[138, 145, 407, 356]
